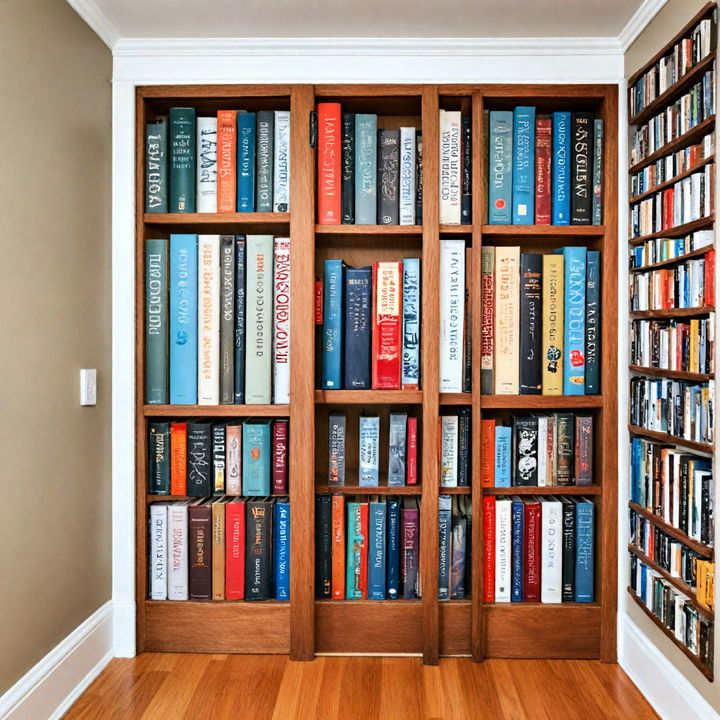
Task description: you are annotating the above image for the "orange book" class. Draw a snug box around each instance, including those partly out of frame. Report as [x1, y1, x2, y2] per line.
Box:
[331, 495, 346, 599]
[317, 103, 342, 224]
[170, 422, 187, 495]
[217, 110, 237, 212]
[480, 419, 496, 487]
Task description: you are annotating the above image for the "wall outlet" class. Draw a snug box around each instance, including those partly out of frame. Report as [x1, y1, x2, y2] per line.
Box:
[80, 369, 97, 406]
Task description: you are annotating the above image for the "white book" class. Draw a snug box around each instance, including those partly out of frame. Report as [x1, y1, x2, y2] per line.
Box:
[399, 126, 416, 225]
[225, 424, 242, 496]
[439, 110, 461, 224]
[197, 234, 220, 404]
[196, 117, 218, 212]
[245, 235, 274, 403]
[537, 415, 548, 487]
[440, 415, 459, 487]
[167, 503, 189, 601]
[494, 246, 520, 393]
[273, 237, 291, 404]
[540, 497, 563, 603]
[359, 415, 380, 486]
[273, 110, 291, 212]
[149, 503, 168, 601]
[439, 239, 465, 392]
[495, 497, 512, 602]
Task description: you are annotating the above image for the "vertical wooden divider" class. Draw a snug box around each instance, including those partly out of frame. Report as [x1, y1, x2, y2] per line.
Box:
[289, 84, 316, 661]
[421, 85, 440, 665]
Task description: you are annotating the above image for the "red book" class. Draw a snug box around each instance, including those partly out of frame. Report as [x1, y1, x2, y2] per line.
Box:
[170, 422, 187, 495]
[480, 419, 495, 487]
[317, 103, 342, 224]
[372, 261, 402, 389]
[217, 110, 237, 213]
[523, 498, 542, 602]
[534, 117, 552, 224]
[331, 495, 345, 600]
[358, 502, 369, 598]
[225, 499, 246, 599]
[482, 496, 496, 602]
[705, 250, 715, 306]
[272, 420, 289, 494]
[406, 417, 418, 485]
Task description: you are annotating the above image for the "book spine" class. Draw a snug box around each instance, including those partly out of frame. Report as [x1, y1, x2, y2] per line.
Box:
[512, 106, 536, 225]
[212, 424, 226, 494]
[331, 494, 346, 599]
[415, 132, 423, 224]
[322, 259, 344, 389]
[187, 423, 212, 496]
[236, 112, 256, 212]
[494, 426, 512, 487]
[217, 110, 237, 213]
[169, 108, 196, 212]
[551, 111, 571, 225]
[188, 504, 211, 600]
[245, 501, 272, 600]
[571, 112, 593, 225]
[377, 129, 400, 225]
[439, 240, 466, 392]
[167, 504, 189, 600]
[574, 416, 593, 486]
[495, 498, 511, 602]
[512, 416, 539, 486]
[401, 507, 420, 599]
[480, 246, 495, 394]
[273, 501, 290, 600]
[359, 416, 380, 486]
[145, 238, 168, 404]
[242, 422, 271, 495]
[225, 501, 245, 599]
[440, 415, 459, 487]
[488, 110, 513, 223]
[559, 246, 587, 394]
[592, 119, 604, 225]
[317, 103, 342, 224]
[225, 424, 242, 495]
[556, 414, 575, 486]
[524, 502, 541, 602]
[457, 407, 471, 487]
[358, 502, 369, 598]
[461, 115, 472, 224]
[233, 236, 246, 403]
[149, 504, 168, 600]
[372, 261, 402, 389]
[480, 419, 495, 487]
[519, 253, 542, 394]
[273, 110, 291, 212]
[439, 110, 462, 224]
[399, 127, 416, 225]
[561, 499, 576, 601]
[541, 254, 564, 395]
[354, 114, 378, 224]
[255, 111, 274, 213]
[273, 237, 291, 404]
[145, 119, 168, 213]
[585, 250, 601, 395]
[534, 117, 552, 224]
[388, 413, 408, 486]
[438, 495, 452, 600]
[483, 496, 496, 601]
[219, 236, 235, 403]
[541, 499, 563, 603]
[315, 495, 332, 598]
[387, 498, 401, 599]
[407, 416, 418, 485]
[170, 422, 187, 495]
[493, 246, 520, 393]
[197, 235, 220, 405]
[368, 500, 387, 599]
[511, 500, 524, 601]
[328, 413, 347, 486]
[211, 501, 225, 599]
[272, 420, 289, 494]
[575, 503, 595, 602]
[196, 116, 218, 213]
[343, 266, 372, 389]
[341, 113, 355, 224]
[402, 258, 421, 389]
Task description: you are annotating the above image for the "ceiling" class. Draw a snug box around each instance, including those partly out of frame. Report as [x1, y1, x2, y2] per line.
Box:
[76, 0, 646, 39]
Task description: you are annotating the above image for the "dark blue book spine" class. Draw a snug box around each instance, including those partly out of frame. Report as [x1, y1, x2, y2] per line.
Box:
[511, 499, 524, 601]
[273, 500, 290, 600]
[368, 500, 387, 599]
[551, 111, 571, 225]
[322, 260, 344, 389]
[575, 500, 595, 602]
[511, 106, 536, 225]
[236, 112, 256, 212]
[438, 496, 451, 600]
[585, 251, 601, 395]
[343, 266, 372, 389]
[234, 236, 246, 403]
[386, 498, 401, 599]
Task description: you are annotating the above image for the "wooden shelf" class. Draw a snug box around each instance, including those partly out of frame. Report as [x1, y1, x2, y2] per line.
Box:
[628, 424, 714, 455]
[481, 224, 604, 237]
[481, 395, 603, 409]
[485, 485, 601, 496]
[315, 598, 422, 605]
[628, 501, 714, 559]
[629, 215, 714, 245]
[629, 156, 714, 204]
[629, 245, 713, 272]
[143, 211, 289, 229]
[629, 306, 714, 319]
[143, 404, 290, 417]
[440, 393, 472, 405]
[314, 389, 423, 404]
[439, 224, 473, 234]
[439, 486, 472, 494]
[628, 365, 713, 382]
[315, 224, 423, 235]
[315, 482, 422, 495]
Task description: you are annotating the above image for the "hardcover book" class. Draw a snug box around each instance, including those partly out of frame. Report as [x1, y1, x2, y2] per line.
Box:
[523, 497, 542, 602]
[451, 497, 467, 599]
[322, 259, 344, 389]
[584, 250, 601, 395]
[388, 412, 407, 486]
[317, 103, 342, 224]
[461, 115, 472, 224]
[196, 116, 218, 213]
[316, 494, 332, 598]
[273, 500, 290, 600]
[145, 238, 168, 404]
[149, 503, 168, 599]
[255, 110, 275, 213]
[272, 420, 289, 494]
[359, 415, 380, 486]
[211, 500, 226, 599]
[188, 501, 212, 600]
[511, 497, 525, 601]
[149, 423, 170, 494]
[571, 112, 593, 225]
[197, 234, 220, 405]
[344, 266, 372, 389]
[212, 424, 226, 494]
[169, 107, 196, 213]
[387, 497, 401, 599]
[331, 494, 346, 599]
[145, 118, 168, 213]
[399, 126, 416, 225]
[555, 246, 587, 394]
[494, 426, 512, 487]
[512, 416, 539, 486]
[273, 237, 291, 404]
[534, 117, 552, 224]
[170, 422, 187, 495]
[440, 414, 459, 487]
[457, 407, 471, 487]
[440, 239, 466, 392]
[592, 119, 604, 225]
[372, 261, 402, 389]
[225, 423, 242, 496]
[439, 110, 462, 224]
[541, 253, 564, 395]
[217, 110, 237, 213]
[481, 418, 495, 487]
[401, 498, 420, 599]
[341, 113, 355, 224]
[488, 110, 513, 224]
[561, 497, 576, 601]
[512, 106, 536, 224]
[368, 497, 387, 599]
[415, 132, 423, 224]
[495, 497, 512, 602]
[242, 420, 271, 495]
[480, 246, 495, 394]
[236, 112, 256, 212]
[494, 245, 520, 393]
[519, 253, 542, 394]
[555, 413, 575, 486]
[273, 110, 291, 212]
[377, 129, 400, 225]
[574, 416, 593, 486]
[402, 258, 421, 389]
[219, 236, 235, 404]
[540, 497, 562, 603]
[245, 499, 272, 600]
[406, 417, 418, 485]
[168, 502, 189, 600]
[438, 495, 452, 600]
[328, 413, 346, 486]
[354, 114, 378, 224]
[483, 496, 496, 601]
[575, 498, 595, 602]
[346, 500, 369, 599]
[187, 422, 212, 496]
[551, 111, 571, 225]
[234, 235, 246, 403]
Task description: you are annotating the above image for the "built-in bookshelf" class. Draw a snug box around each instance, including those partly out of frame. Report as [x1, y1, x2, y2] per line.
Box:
[626, 1, 717, 681]
[136, 82, 618, 664]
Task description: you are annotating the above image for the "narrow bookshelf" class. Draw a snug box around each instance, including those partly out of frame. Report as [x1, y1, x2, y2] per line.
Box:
[626, 1, 717, 680]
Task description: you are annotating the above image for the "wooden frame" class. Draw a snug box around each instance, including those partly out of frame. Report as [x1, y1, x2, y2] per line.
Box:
[135, 82, 619, 664]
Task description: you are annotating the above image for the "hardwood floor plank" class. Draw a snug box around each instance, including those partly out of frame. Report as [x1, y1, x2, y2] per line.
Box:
[379, 658, 423, 720]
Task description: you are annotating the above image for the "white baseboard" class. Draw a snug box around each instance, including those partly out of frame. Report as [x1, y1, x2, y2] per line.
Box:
[0, 601, 114, 720]
[619, 615, 719, 720]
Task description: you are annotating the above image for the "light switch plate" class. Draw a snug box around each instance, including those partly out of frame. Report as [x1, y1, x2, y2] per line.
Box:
[80, 369, 97, 406]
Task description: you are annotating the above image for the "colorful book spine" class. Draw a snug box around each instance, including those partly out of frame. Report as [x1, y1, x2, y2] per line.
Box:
[461, 115, 472, 224]
[574, 416, 593, 486]
[575, 499, 595, 602]
[149, 422, 170, 494]
[377, 129, 400, 225]
[481, 419, 495, 487]
[556, 246, 587, 394]
[399, 126, 416, 225]
[388, 413, 407, 486]
[438, 495, 452, 600]
[145, 238, 168, 404]
[233, 236, 246, 403]
[346, 500, 368, 599]
[368, 498, 387, 600]
[328, 413, 346, 486]
[341, 113, 355, 224]
[197, 235, 220, 405]
[217, 111, 237, 212]
[236, 112, 256, 212]
[355, 114, 378, 224]
[315, 495, 332, 598]
[242, 420, 271, 495]
[149, 503, 168, 600]
[322, 259, 344, 389]
[273, 500, 290, 601]
[534, 116, 552, 224]
[387, 498, 401, 599]
[511, 498, 525, 601]
[440, 239, 466, 392]
[225, 499, 245, 599]
[169, 107, 196, 213]
[541, 253, 564, 395]
[495, 497, 512, 602]
[219, 236, 235, 404]
[331, 494, 346, 599]
[494, 245, 520, 394]
[255, 110, 274, 213]
[343, 265, 372, 389]
[272, 420, 289, 494]
[196, 116, 218, 213]
[187, 423, 212, 496]
[415, 132, 423, 224]
[571, 112, 593, 225]
[167, 503, 189, 600]
[273, 110, 290, 212]
[519, 253, 542, 394]
[211, 500, 225, 599]
[511, 106, 536, 225]
[584, 250, 601, 395]
[494, 426, 512, 487]
[188, 502, 211, 600]
[524, 498, 541, 602]
[483, 496, 496, 601]
[488, 110, 513, 224]
[225, 423, 241, 495]
[170, 422, 187, 495]
[457, 407, 471, 487]
[561, 498, 576, 601]
[440, 414, 459, 487]
[406, 417, 418, 485]
[439, 110, 462, 224]
[359, 415, 380, 486]
[245, 499, 272, 600]
[145, 118, 168, 212]
[372, 261, 402, 389]
[402, 258, 421, 389]
[317, 103, 342, 224]
[212, 424, 226, 494]
[592, 119, 604, 225]
[273, 237, 291, 404]
[480, 246, 495, 394]
[551, 111, 571, 225]
[512, 416, 538, 486]
[401, 499, 420, 599]
[245, 235, 273, 403]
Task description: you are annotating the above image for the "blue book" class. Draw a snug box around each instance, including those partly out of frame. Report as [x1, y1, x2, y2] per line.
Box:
[344, 266, 372, 389]
[368, 497, 387, 600]
[345, 500, 365, 599]
[555, 246, 587, 394]
[234, 236, 246, 403]
[386, 498, 401, 599]
[511, 106, 536, 225]
[630, 437, 641, 505]
[145, 238, 168, 404]
[169, 234, 198, 404]
[552, 112, 571, 225]
[273, 500, 290, 601]
[354, 114, 378, 224]
[402, 258, 421, 388]
[488, 111, 513, 224]
[585, 251, 601, 395]
[236, 112, 256, 212]
[322, 260, 344, 389]
[574, 498, 595, 602]
[242, 420, 271, 494]
[511, 497, 524, 601]
[494, 426, 512, 487]
[438, 495, 452, 601]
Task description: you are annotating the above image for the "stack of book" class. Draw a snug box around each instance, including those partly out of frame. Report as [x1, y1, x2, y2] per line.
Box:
[630, 229, 714, 268]
[145, 235, 290, 405]
[145, 108, 290, 213]
[438, 495, 472, 599]
[483, 495, 595, 603]
[148, 496, 289, 601]
[148, 418, 288, 496]
[438, 110, 472, 224]
[318, 259, 420, 390]
[486, 108, 603, 225]
[316, 495, 421, 600]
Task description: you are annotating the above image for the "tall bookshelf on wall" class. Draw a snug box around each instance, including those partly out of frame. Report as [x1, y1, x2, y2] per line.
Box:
[626, 2, 718, 681]
[136, 83, 617, 663]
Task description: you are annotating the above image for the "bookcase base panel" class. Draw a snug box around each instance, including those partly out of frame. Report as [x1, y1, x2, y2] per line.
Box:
[440, 602, 472, 656]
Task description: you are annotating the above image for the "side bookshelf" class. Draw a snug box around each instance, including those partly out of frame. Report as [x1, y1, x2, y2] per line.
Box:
[625, 1, 717, 680]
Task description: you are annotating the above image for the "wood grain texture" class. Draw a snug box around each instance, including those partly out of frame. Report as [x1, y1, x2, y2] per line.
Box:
[481, 224, 604, 237]
[143, 404, 290, 417]
[481, 395, 603, 409]
[628, 365, 714, 382]
[485, 485, 601, 495]
[628, 424, 715, 455]
[314, 389, 423, 404]
[629, 306, 715, 319]
[628, 215, 715, 244]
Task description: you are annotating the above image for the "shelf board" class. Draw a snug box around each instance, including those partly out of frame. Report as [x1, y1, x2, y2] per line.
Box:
[485, 485, 601, 496]
[629, 306, 714, 319]
[629, 156, 714, 204]
[143, 404, 290, 417]
[440, 393, 472, 405]
[315, 482, 422, 495]
[315, 598, 422, 605]
[628, 501, 714, 559]
[143, 211, 289, 227]
[439, 486, 472, 494]
[628, 424, 714, 455]
[628, 365, 714, 382]
[481, 395, 603, 409]
[627, 588, 713, 681]
[628, 215, 714, 245]
[314, 389, 422, 404]
[439, 224, 473, 234]
[146, 494, 288, 503]
[481, 224, 604, 237]
[484, 601, 600, 608]
[315, 224, 422, 235]
[629, 245, 713, 272]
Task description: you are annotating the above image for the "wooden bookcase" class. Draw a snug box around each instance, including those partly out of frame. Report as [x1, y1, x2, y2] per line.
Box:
[625, 1, 717, 681]
[135, 82, 618, 664]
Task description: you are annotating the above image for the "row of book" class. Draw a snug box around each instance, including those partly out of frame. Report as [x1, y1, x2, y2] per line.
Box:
[486, 109, 603, 226]
[630, 68, 716, 167]
[319, 259, 420, 390]
[148, 419, 288, 496]
[479, 414, 593, 488]
[629, 229, 714, 268]
[483, 495, 595, 603]
[629, 251, 714, 312]
[438, 496, 472, 599]
[631, 316, 715, 375]
[145, 109, 290, 214]
[316, 104, 424, 225]
[148, 497, 289, 602]
[629, 10, 717, 118]
[630, 436, 713, 547]
[327, 412, 418, 487]
[145, 235, 290, 406]
[630, 377, 714, 445]
[315, 495, 421, 600]
[630, 166, 714, 238]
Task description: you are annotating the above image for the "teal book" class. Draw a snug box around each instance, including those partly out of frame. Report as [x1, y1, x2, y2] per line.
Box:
[145, 118, 168, 212]
[368, 497, 387, 600]
[242, 420, 271, 494]
[511, 106, 535, 225]
[555, 246, 587, 394]
[574, 498, 595, 602]
[488, 111, 513, 224]
[346, 500, 366, 599]
[322, 259, 344, 389]
[169, 108, 196, 212]
[237, 112, 256, 212]
[255, 110, 274, 212]
[551, 111, 571, 225]
[145, 238, 168, 404]
[354, 114, 378, 224]
[494, 426, 512, 487]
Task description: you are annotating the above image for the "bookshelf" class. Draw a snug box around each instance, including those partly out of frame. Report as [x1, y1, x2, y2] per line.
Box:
[135, 82, 618, 664]
[625, 1, 717, 680]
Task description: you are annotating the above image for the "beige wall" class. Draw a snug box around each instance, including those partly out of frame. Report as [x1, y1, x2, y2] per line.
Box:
[0, 0, 112, 696]
[624, 0, 719, 708]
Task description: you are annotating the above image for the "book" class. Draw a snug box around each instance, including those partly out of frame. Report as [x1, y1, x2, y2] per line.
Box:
[359, 415, 380, 486]
[255, 111, 274, 213]
[488, 110, 513, 224]
[316, 494, 332, 598]
[523, 497, 542, 602]
[273, 110, 290, 212]
[212, 424, 226, 494]
[438, 495, 452, 600]
[272, 420, 289, 494]
[225, 498, 245, 599]
[149, 503, 168, 600]
[344, 266, 372, 389]
[245, 499, 272, 600]
[439, 109, 462, 224]
[188, 501, 212, 600]
[211, 500, 226, 599]
[196, 116, 218, 213]
[574, 416, 593, 486]
[217, 110, 237, 213]
[511, 497, 525, 601]
[169, 108, 196, 213]
[170, 422, 187, 495]
[512, 106, 536, 224]
[145, 238, 168, 404]
[242, 420, 271, 495]
[457, 407, 471, 487]
[377, 129, 400, 225]
[461, 115, 472, 224]
[440, 414, 459, 487]
[483, 496, 496, 601]
[551, 111, 571, 225]
[512, 416, 539, 486]
[415, 132, 423, 224]
[402, 258, 421, 389]
[494, 245, 520, 393]
[233, 235, 246, 403]
[346, 499, 368, 599]
[317, 103, 342, 224]
[584, 250, 601, 395]
[273, 237, 291, 404]
[236, 112, 256, 212]
[495, 497, 512, 602]
[355, 114, 378, 224]
[556, 246, 587, 394]
[540, 497, 562, 603]
[592, 119, 604, 225]
[555, 413, 575, 486]
[480, 246, 495, 394]
[406, 417, 418, 485]
[145, 118, 168, 212]
[368, 497, 387, 599]
[535, 116, 552, 224]
[440, 239, 466, 392]
[187, 422, 212, 496]
[571, 112, 593, 225]
[372, 261, 402, 389]
[328, 413, 346, 486]
[519, 253, 542, 394]
[388, 412, 407, 486]
[387, 497, 401, 599]
[168, 502, 189, 600]
[481, 418, 495, 487]
[494, 426, 512, 487]
[331, 494, 346, 599]
[322, 259, 344, 389]
[197, 235, 220, 405]
[225, 423, 242, 495]
[575, 500, 596, 603]
[399, 126, 416, 225]
[401, 498, 420, 599]
[561, 497, 576, 601]
[341, 113, 355, 224]
[219, 236, 235, 404]
[541, 253, 564, 395]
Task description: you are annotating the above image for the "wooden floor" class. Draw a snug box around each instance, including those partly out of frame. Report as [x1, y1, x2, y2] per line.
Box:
[64, 653, 659, 720]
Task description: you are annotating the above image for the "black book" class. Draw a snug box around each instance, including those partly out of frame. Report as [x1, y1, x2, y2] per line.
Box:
[377, 129, 400, 225]
[245, 499, 273, 600]
[511, 416, 539, 486]
[212, 424, 226, 495]
[463, 283, 472, 393]
[679, 460, 689, 534]
[464, 495, 472, 595]
[519, 254, 542, 394]
[220, 236, 235, 404]
[571, 112, 593, 225]
[561, 498, 576, 602]
[187, 422, 213, 496]
[461, 115, 472, 224]
[148, 422, 170, 494]
[315, 495, 332, 598]
[415, 132, 423, 224]
[234, 236, 246, 404]
[344, 266, 372, 389]
[556, 413, 575, 486]
[341, 113, 355, 224]
[457, 407, 471, 487]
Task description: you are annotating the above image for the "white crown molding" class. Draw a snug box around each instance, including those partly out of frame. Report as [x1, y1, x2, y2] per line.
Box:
[65, 0, 120, 48]
[618, 0, 668, 52]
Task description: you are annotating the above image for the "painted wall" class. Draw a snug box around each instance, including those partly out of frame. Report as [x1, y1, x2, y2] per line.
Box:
[0, 0, 112, 695]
